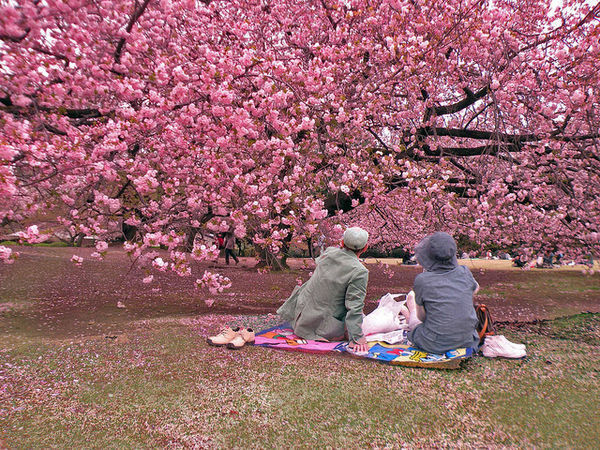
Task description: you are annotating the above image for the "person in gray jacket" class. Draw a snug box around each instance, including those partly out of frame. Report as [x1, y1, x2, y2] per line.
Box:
[403, 231, 480, 354]
[277, 227, 370, 352]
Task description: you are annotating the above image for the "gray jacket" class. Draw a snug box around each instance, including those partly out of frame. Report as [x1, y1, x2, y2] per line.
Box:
[277, 247, 368, 342]
[409, 232, 479, 353]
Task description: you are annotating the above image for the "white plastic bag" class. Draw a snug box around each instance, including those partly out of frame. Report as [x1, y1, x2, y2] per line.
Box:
[365, 329, 407, 344]
[377, 293, 406, 315]
[362, 293, 407, 335]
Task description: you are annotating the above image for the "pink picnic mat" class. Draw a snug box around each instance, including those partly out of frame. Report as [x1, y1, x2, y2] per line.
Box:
[253, 324, 346, 353]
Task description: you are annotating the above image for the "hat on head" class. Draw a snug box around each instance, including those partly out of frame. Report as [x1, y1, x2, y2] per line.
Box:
[343, 227, 369, 251]
[415, 231, 458, 272]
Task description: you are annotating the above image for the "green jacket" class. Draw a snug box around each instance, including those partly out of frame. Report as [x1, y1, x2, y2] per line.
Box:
[277, 246, 369, 342]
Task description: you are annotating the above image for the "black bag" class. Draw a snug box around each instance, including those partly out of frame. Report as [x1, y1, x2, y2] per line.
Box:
[475, 303, 495, 343]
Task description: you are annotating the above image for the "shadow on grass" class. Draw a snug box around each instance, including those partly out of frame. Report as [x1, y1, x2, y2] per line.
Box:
[498, 312, 600, 345]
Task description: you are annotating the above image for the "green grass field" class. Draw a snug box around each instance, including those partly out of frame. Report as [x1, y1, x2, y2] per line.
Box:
[2, 313, 599, 448]
[1, 250, 600, 448]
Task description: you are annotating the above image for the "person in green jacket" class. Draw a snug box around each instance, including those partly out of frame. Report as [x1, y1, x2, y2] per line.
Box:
[277, 227, 370, 353]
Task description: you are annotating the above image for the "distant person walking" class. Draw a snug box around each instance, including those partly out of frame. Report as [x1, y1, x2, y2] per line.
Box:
[224, 232, 239, 265]
[216, 233, 225, 251]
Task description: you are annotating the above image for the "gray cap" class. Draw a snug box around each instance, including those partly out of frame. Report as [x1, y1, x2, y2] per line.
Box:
[343, 227, 369, 251]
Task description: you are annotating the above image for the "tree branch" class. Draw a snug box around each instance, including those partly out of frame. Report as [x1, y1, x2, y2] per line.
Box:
[1, 101, 105, 122]
[419, 126, 539, 143]
[114, 0, 152, 64]
[32, 45, 69, 67]
[424, 144, 519, 157]
[424, 85, 490, 122]
[42, 123, 67, 136]
[0, 28, 30, 43]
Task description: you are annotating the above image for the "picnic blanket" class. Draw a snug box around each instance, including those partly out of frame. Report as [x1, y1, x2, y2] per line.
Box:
[253, 324, 474, 369]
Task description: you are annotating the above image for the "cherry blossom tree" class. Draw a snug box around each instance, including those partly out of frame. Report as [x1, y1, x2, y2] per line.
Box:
[1, 0, 599, 276]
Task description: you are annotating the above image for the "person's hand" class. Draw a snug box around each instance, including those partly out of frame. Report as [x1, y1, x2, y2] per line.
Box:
[348, 337, 368, 354]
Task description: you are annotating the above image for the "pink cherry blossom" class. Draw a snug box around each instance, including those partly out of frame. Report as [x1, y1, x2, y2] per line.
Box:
[196, 271, 232, 295]
[0, 245, 16, 263]
[70, 255, 84, 266]
[0, 0, 598, 281]
[142, 275, 154, 284]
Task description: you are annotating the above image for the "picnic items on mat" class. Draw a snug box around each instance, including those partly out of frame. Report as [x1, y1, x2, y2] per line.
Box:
[361, 293, 408, 335]
[364, 329, 407, 344]
[206, 292, 526, 362]
[475, 303, 526, 358]
[253, 324, 473, 369]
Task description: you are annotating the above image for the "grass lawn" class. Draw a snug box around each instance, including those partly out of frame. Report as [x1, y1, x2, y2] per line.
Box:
[2, 314, 599, 448]
[1, 249, 600, 448]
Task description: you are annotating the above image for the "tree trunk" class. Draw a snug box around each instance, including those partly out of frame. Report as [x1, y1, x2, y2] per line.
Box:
[253, 245, 290, 270]
[122, 222, 137, 242]
[74, 232, 84, 247]
[184, 226, 200, 252]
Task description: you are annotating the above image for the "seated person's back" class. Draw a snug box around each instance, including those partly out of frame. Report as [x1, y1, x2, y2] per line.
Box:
[283, 246, 368, 341]
[408, 232, 479, 354]
[277, 227, 370, 351]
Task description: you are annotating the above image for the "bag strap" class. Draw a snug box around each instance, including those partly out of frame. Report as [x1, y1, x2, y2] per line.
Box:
[475, 303, 495, 342]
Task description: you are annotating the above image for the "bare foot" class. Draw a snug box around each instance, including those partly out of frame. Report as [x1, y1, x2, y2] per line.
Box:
[406, 290, 416, 314]
[400, 304, 410, 321]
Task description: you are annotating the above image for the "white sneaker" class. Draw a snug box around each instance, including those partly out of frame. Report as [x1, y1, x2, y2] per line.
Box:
[496, 334, 526, 351]
[482, 335, 526, 358]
